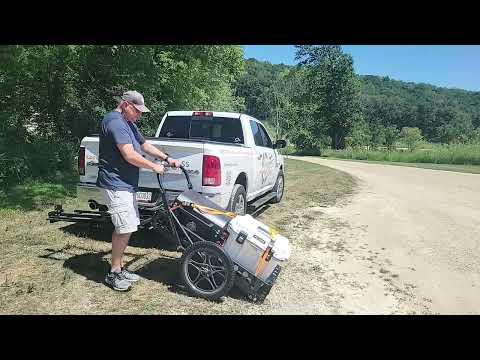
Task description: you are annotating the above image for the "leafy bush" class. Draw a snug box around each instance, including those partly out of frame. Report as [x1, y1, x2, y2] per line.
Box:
[0, 140, 77, 187]
[400, 127, 424, 152]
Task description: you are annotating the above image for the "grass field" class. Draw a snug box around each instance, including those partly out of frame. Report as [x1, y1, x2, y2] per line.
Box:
[321, 144, 480, 166]
[278, 142, 480, 174]
[0, 158, 357, 314]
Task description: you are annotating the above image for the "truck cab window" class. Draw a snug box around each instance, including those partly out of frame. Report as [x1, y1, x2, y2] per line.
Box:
[160, 115, 244, 144]
[258, 124, 273, 148]
[250, 120, 265, 147]
[158, 116, 190, 139]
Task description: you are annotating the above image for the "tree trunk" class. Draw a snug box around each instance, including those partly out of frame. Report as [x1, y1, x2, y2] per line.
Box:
[331, 131, 346, 150]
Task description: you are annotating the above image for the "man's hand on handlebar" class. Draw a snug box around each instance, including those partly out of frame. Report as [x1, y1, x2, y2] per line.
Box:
[152, 163, 165, 174]
[167, 157, 182, 168]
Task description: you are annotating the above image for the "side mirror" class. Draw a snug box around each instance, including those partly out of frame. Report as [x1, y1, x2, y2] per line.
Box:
[273, 139, 287, 149]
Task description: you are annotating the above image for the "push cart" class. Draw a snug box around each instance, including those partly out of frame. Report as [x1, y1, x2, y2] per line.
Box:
[48, 163, 281, 302]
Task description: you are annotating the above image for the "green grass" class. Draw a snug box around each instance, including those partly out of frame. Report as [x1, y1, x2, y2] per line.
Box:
[0, 174, 77, 211]
[281, 142, 480, 174]
[321, 144, 480, 165]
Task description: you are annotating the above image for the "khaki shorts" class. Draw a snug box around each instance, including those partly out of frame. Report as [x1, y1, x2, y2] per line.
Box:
[102, 189, 140, 234]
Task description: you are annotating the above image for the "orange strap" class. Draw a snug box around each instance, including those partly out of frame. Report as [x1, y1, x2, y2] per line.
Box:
[192, 204, 237, 219]
[255, 246, 272, 276]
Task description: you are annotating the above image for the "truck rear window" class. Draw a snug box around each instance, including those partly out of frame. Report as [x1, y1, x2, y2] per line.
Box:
[158, 116, 244, 144]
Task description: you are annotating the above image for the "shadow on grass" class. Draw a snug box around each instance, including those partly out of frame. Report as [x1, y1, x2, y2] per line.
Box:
[64, 251, 112, 284]
[135, 256, 251, 303]
[39, 244, 243, 301]
[0, 175, 77, 211]
[134, 256, 191, 297]
[39, 241, 251, 302]
[39, 246, 111, 285]
[58, 222, 179, 252]
[39, 244, 184, 293]
[63, 252, 185, 294]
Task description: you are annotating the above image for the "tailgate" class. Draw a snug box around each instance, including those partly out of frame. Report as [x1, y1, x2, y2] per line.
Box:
[139, 139, 204, 192]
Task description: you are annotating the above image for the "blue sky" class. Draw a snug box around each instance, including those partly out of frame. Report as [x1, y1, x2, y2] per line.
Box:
[242, 45, 480, 92]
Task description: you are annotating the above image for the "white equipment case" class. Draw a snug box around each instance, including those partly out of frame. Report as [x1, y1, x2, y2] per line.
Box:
[224, 214, 291, 282]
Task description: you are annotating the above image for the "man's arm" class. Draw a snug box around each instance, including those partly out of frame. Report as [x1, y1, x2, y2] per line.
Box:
[117, 144, 165, 173]
[141, 142, 181, 168]
[141, 142, 168, 160]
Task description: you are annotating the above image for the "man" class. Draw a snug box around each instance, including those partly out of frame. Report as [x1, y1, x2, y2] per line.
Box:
[97, 90, 181, 291]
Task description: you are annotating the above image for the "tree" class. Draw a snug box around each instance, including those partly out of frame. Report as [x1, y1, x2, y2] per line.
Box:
[469, 128, 480, 144]
[0, 45, 246, 187]
[264, 68, 298, 140]
[400, 127, 424, 152]
[370, 124, 386, 150]
[435, 108, 474, 144]
[235, 58, 290, 121]
[278, 68, 322, 150]
[295, 45, 361, 149]
[384, 125, 400, 150]
[346, 116, 371, 148]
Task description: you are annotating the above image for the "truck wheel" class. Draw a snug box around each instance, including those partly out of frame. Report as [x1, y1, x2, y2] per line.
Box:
[180, 241, 235, 301]
[228, 184, 247, 215]
[270, 170, 284, 204]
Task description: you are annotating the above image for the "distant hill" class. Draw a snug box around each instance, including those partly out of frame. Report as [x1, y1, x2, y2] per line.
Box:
[236, 59, 480, 142]
[359, 74, 480, 140]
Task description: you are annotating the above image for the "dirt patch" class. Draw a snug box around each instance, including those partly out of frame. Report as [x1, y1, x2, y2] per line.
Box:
[288, 156, 480, 314]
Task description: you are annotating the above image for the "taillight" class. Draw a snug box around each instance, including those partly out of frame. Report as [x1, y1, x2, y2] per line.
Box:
[202, 155, 221, 186]
[193, 111, 213, 117]
[78, 146, 85, 175]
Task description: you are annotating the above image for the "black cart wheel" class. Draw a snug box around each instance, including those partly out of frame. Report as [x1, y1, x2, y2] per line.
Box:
[180, 241, 235, 300]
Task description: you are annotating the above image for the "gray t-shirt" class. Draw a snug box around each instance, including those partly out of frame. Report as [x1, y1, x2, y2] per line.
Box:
[96, 111, 146, 191]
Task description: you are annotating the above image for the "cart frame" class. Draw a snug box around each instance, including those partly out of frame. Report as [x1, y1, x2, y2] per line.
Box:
[47, 164, 280, 302]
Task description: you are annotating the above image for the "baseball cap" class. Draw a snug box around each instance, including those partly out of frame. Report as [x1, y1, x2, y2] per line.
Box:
[121, 90, 150, 113]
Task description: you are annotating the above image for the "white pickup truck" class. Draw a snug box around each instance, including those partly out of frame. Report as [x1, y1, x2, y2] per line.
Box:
[77, 111, 286, 215]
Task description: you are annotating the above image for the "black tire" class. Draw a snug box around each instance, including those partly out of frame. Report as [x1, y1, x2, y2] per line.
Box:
[228, 184, 247, 215]
[270, 170, 284, 204]
[180, 241, 235, 300]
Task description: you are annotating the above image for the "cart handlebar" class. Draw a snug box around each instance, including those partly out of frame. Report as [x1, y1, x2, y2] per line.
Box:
[156, 161, 193, 190]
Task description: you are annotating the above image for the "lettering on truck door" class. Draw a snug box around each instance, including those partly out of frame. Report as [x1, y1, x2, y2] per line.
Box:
[257, 122, 277, 188]
[249, 120, 275, 195]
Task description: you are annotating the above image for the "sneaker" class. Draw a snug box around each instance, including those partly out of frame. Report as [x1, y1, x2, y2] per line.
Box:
[105, 271, 132, 291]
[120, 267, 141, 283]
